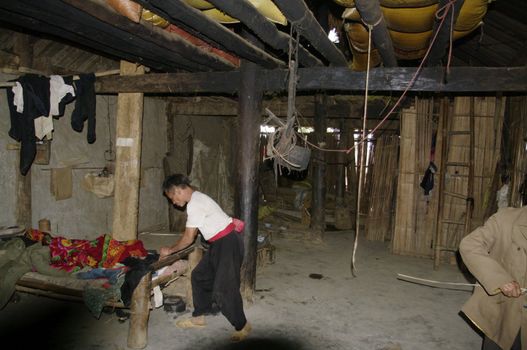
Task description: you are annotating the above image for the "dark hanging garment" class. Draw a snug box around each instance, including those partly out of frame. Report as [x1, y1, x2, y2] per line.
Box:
[420, 162, 438, 196]
[56, 76, 76, 118]
[71, 73, 96, 144]
[6, 75, 50, 175]
[120, 253, 159, 307]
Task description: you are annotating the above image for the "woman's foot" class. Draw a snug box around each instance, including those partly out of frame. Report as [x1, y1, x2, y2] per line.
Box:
[175, 315, 206, 329]
[231, 322, 252, 342]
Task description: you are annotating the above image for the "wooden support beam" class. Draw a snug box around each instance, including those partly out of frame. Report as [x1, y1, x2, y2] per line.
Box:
[112, 62, 144, 241]
[13, 32, 32, 229]
[134, 0, 285, 69]
[185, 245, 203, 307]
[166, 95, 398, 124]
[273, 0, 348, 66]
[354, 0, 397, 67]
[62, 0, 236, 71]
[0, 1, 176, 71]
[128, 272, 151, 349]
[335, 118, 349, 205]
[95, 67, 527, 94]
[205, 0, 323, 67]
[235, 31, 263, 301]
[311, 94, 327, 235]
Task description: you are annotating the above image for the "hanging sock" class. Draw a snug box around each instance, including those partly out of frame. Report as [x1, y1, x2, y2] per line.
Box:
[71, 73, 96, 144]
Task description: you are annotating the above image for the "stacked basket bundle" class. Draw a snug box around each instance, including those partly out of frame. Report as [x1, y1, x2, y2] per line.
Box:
[336, 0, 489, 70]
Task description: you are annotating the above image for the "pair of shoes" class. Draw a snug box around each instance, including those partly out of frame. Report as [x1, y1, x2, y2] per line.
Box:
[175, 316, 206, 329]
[231, 322, 252, 342]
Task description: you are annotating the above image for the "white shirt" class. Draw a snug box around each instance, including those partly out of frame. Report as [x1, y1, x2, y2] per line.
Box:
[186, 191, 232, 240]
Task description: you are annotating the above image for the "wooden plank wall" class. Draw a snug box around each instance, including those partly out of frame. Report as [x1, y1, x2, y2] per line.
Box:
[366, 134, 399, 242]
[392, 98, 439, 257]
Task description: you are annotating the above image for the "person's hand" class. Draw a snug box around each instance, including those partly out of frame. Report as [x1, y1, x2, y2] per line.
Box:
[159, 247, 172, 259]
[500, 281, 522, 298]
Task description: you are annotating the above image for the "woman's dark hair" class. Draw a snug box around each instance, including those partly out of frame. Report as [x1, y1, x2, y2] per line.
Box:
[163, 174, 191, 192]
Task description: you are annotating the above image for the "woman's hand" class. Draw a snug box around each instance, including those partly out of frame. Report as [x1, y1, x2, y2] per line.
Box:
[500, 281, 522, 298]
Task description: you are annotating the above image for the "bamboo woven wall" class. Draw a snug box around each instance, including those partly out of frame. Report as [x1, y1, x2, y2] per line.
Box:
[437, 96, 505, 258]
[366, 134, 399, 242]
[392, 98, 440, 257]
[508, 96, 527, 207]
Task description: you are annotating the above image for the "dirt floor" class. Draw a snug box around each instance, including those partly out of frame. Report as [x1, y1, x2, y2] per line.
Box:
[0, 228, 483, 350]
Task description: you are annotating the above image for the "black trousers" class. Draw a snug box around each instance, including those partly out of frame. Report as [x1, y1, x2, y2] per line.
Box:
[191, 231, 247, 331]
[483, 332, 521, 350]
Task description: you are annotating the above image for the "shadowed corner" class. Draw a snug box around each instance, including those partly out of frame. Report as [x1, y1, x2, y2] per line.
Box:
[0, 295, 103, 350]
[190, 337, 308, 350]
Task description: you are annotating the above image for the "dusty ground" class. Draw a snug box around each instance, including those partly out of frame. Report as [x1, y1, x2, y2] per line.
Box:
[0, 229, 482, 350]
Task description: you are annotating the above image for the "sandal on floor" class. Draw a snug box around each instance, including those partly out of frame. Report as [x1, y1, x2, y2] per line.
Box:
[231, 322, 252, 342]
[175, 317, 206, 329]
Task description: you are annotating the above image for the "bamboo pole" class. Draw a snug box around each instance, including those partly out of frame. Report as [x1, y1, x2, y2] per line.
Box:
[0, 69, 121, 88]
[464, 97, 475, 236]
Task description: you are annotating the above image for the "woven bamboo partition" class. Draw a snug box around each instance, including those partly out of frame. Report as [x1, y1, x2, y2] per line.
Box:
[366, 134, 399, 242]
[440, 96, 505, 251]
[392, 98, 439, 257]
[392, 96, 506, 258]
[508, 96, 527, 207]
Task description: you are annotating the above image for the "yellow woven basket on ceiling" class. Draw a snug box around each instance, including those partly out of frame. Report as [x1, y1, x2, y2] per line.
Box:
[185, 0, 287, 25]
[340, 0, 488, 70]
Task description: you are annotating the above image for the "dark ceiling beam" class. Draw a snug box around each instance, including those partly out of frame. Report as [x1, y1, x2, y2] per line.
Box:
[95, 66, 527, 94]
[134, 0, 285, 69]
[354, 0, 398, 67]
[427, 0, 465, 67]
[0, 0, 200, 71]
[63, 0, 235, 72]
[0, 8, 173, 71]
[272, 0, 348, 66]
[493, 0, 527, 27]
[205, 0, 323, 67]
[167, 95, 397, 121]
[510, 41, 527, 66]
[456, 34, 513, 67]
[483, 12, 527, 52]
[453, 44, 487, 66]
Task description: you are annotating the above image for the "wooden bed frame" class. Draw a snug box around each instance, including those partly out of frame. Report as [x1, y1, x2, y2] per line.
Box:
[14, 244, 201, 349]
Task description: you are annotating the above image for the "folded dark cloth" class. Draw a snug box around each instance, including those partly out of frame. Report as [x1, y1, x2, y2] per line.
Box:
[120, 253, 159, 307]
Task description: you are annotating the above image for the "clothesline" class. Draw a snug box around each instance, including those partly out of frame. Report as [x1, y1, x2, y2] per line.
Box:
[0, 68, 120, 88]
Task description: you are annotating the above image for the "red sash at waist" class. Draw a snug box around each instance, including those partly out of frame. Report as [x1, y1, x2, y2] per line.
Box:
[208, 222, 236, 242]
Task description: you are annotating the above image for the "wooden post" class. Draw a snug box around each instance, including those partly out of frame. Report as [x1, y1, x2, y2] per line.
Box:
[311, 94, 327, 236]
[335, 118, 348, 206]
[235, 30, 263, 301]
[185, 244, 203, 307]
[354, 0, 398, 67]
[127, 272, 151, 349]
[112, 61, 144, 241]
[13, 33, 33, 229]
[427, 0, 465, 67]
